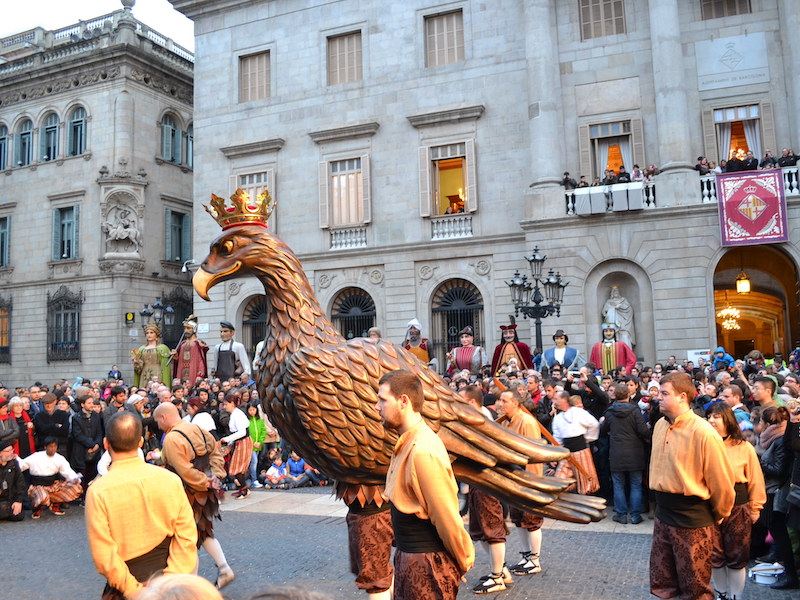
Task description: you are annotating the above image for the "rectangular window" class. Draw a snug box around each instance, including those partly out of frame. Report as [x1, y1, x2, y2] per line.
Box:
[701, 0, 751, 20]
[580, 0, 626, 40]
[0, 217, 9, 267]
[239, 51, 270, 103]
[52, 206, 80, 260]
[711, 104, 762, 163]
[48, 301, 80, 362]
[425, 10, 464, 67]
[328, 31, 362, 85]
[578, 119, 645, 182]
[318, 155, 371, 228]
[165, 208, 191, 262]
[0, 307, 9, 364]
[418, 141, 476, 217]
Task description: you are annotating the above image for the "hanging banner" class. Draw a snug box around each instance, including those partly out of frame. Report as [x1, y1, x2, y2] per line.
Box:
[717, 169, 788, 246]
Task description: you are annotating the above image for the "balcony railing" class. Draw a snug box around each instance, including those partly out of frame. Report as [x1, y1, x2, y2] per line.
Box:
[700, 167, 799, 204]
[565, 181, 656, 216]
[431, 214, 473, 240]
[330, 227, 367, 250]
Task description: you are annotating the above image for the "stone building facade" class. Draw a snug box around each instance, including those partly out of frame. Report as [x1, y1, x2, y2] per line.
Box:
[174, 0, 800, 372]
[0, 3, 194, 386]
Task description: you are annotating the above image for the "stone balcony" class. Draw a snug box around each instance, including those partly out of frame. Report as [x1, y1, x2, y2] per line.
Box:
[563, 167, 800, 216]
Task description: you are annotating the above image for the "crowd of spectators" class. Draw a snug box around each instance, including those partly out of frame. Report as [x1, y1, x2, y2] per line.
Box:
[561, 164, 659, 191]
[441, 344, 800, 590]
[0, 368, 331, 523]
[695, 148, 800, 175]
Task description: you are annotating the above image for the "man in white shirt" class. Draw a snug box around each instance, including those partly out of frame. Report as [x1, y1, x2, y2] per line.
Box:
[212, 321, 251, 382]
[21, 437, 82, 518]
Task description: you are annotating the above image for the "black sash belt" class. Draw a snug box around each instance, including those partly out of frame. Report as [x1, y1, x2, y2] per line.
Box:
[654, 491, 714, 528]
[733, 482, 749, 506]
[390, 503, 444, 553]
[561, 435, 587, 452]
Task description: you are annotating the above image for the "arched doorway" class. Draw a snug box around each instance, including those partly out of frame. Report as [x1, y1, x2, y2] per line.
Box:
[430, 279, 485, 371]
[330, 287, 376, 340]
[242, 295, 268, 357]
[713, 246, 799, 357]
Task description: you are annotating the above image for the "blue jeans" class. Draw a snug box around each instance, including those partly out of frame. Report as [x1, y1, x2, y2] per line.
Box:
[248, 450, 259, 484]
[611, 470, 643, 518]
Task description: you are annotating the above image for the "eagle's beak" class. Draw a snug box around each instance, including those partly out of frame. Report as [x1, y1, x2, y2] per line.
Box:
[192, 268, 215, 301]
[192, 261, 243, 301]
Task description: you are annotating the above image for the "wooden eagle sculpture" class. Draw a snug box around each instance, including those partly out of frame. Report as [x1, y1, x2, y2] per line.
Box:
[193, 188, 605, 523]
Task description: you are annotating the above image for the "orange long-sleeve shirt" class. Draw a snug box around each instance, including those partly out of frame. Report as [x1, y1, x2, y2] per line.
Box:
[723, 437, 767, 518]
[649, 411, 735, 522]
[505, 409, 543, 475]
[383, 420, 474, 575]
[86, 456, 197, 596]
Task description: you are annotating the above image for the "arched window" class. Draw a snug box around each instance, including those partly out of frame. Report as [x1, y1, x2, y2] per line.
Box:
[41, 112, 59, 162]
[331, 287, 376, 339]
[0, 125, 7, 170]
[242, 295, 268, 358]
[15, 119, 33, 167]
[161, 287, 193, 351]
[161, 114, 182, 163]
[68, 107, 87, 156]
[430, 279, 485, 369]
[186, 123, 193, 168]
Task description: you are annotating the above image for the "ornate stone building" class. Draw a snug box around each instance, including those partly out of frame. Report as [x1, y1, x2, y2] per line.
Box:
[0, 2, 194, 385]
[174, 0, 800, 370]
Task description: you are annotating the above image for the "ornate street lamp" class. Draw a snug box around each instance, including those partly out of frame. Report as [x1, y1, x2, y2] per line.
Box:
[505, 246, 568, 352]
[140, 297, 175, 331]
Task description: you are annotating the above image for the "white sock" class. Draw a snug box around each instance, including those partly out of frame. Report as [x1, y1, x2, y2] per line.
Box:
[711, 566, 728, 595]
[367, 591, 391, 600]
[529, 529, 542, 560]
[489, 543, 506, 574]
[480, 540, 491, 559]
[727, 567, 745, 599]
[202, 537, 229, 571]
[516, 527, 531, 553]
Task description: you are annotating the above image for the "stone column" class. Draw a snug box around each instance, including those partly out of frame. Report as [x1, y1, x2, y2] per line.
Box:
[523, 0, 564, 219]
[779, 0, 800, 148]
[113, 90, 134, 175]
[647, 0, 695, 205]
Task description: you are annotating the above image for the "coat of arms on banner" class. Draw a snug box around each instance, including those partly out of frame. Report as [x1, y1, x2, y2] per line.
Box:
[717, 169, 788, 246]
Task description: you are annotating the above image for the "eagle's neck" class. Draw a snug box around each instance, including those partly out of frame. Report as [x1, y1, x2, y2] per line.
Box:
[253, 238, 344, 358]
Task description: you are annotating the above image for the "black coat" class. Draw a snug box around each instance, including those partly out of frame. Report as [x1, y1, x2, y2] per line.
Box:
[33, 409, 70, 452]
[70, 411, 103, 470]
[600, 401, 651, 472]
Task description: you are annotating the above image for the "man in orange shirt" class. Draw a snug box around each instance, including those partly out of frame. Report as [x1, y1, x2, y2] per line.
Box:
[377, 370, 473, 600]
[649, 372, 735, 600]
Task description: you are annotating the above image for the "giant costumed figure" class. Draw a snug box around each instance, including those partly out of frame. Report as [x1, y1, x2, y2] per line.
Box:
[589, 323, 637, 375]
[193, 187, 605, 525]
[490, 318, 533, 374]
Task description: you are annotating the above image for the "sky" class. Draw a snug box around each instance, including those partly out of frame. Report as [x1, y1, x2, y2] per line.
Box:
[0, 0, 194, 51]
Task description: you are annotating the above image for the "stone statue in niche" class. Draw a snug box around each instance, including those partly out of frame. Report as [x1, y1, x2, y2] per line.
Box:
[102, 207, 141, 254]
[601, 285, 635, 349]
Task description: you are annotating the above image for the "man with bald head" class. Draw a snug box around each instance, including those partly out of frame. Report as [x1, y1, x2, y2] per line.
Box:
[154, 402, 233, 589]
[86, 411, 197, 599]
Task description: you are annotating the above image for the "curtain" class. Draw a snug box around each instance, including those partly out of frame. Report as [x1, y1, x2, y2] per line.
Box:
[597, 141, 609, 178]
[619, 136, 632, 173]
[716, 122, 732, 162]
[743, 119, 762, 163]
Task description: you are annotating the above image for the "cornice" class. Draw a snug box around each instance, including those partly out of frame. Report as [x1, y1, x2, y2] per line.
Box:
[220, 138, 286, 159]
[309, 122, 380, 144]
[407, 105, 485, 128]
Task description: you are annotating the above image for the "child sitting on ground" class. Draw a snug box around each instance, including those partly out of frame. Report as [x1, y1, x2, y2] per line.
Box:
[261, 454, 288, 489]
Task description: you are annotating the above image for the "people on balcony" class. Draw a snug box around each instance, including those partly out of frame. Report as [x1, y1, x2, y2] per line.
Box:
[778, 148, 800, 168]
[560, 172, 578, 190]
[743, 151, 759, 171]
[631, 165, 645, 182]
[695, 156, 711, 175]
[760, 150, 777, 169]
[576, 175, 589, 188]
[616, 166, 631, 183]
[602, 169, 618, 185]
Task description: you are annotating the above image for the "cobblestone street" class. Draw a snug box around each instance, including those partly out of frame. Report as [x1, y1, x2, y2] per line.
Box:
[3, 487, 795, 599]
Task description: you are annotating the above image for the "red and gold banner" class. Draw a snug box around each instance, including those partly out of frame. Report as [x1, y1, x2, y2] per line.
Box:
[717, 169, 788, 246]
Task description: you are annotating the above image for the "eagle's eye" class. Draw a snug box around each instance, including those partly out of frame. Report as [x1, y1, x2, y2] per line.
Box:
[221, 240, 234, 256]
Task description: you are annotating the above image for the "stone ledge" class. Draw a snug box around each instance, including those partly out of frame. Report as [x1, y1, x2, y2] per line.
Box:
[407, 104, 485, 128]
[220, 138, 285, 158]
[308, 122, 379, 144]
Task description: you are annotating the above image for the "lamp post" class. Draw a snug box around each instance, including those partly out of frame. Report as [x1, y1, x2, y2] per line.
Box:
[505, 246, 568, 351]
[140, 297, 175, 331]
